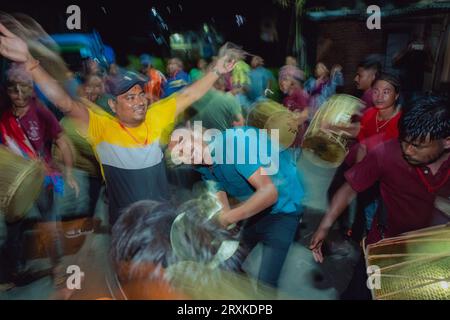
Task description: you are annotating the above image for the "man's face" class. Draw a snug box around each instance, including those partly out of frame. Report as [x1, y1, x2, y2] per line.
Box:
[109, 85, 148, 126]
[354, 67, 376, 91]
[372, 80, 398, 109]
[168, 128, 206, 165]
[84, 76, 105, 102]
[7, 81, 33, 108]
[167, 59, 181, 75]
[400, 136, 449, 166]
[279, 77, 293, 94]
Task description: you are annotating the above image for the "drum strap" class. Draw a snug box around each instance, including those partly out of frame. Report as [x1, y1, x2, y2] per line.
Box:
[0, 110, 38, 159]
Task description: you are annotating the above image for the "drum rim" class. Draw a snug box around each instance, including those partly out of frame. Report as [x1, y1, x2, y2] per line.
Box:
[3, 159, 45, 223]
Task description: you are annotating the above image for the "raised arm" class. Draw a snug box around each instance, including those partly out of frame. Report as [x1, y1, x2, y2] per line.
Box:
[175, 55, 236, 116]
[0, 23, 89, 126]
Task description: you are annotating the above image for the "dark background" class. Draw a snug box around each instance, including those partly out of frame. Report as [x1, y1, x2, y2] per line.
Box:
[0, 0, 295, 67]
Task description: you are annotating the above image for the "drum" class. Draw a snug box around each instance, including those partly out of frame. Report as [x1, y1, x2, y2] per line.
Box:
[365, 224, 450, 300]
[246, 99, 298, 150]
[302, 94, 364, 167]
[0, 146, 45, 223]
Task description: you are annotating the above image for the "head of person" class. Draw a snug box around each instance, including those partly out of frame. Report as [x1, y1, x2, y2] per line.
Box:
[110, 198, 242, 284]
[82, 73, 105, 102]
[372, 72, 400, 110]
[197, 58, 207, 70]
[5, 62, 34, 109]
[250, 55, 264, 69]
[314, 62, 329, 79]
[107, 70, 149, 127]
[167, 57, 183, 76]
[399, 95, 450, 167]
[285, 56, 297, 67]
[167, 125, 210, 166]
[83, 58, 101, 76]
[354, 58, 382, 91]
[278, 65, 304, 94]
[140, 54, 152, 67]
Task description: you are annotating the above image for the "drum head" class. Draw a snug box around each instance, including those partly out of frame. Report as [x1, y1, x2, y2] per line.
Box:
[302, 135, 346, 168]
[6, 161, 45, 223]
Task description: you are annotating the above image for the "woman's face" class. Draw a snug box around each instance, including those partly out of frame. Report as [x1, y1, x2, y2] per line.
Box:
[372, 80, 398, 110]
[315, 63, 328, 78]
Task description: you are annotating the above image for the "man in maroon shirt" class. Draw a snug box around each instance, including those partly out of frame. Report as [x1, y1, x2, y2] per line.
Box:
[0, 63, 78, 294]
[310, 95, 450, 299]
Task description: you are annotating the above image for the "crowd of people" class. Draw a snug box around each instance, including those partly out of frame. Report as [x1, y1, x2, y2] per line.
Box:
[0, 15, 449, 300]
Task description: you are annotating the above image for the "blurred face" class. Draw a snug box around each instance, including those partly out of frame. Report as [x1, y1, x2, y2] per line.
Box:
[7, 81, 33, 108]
[285, 56, 297, 66]
[198, 59, 207, 70]
[372, 80, 398, 110]
[109, 85, 148, 126]
[168, 129, 207, 165]
[279, 77, 294, 94]
[167, 59, 181, 75]
[251, 56, 262, 68]
[354, 67, 376, 91]
[400, 136, 450, 166]
[84, 75, 105, 102]
[315, 63, 328, 78]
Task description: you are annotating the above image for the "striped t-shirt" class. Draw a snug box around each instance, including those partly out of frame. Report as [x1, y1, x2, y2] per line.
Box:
[87, 95, 177, 224]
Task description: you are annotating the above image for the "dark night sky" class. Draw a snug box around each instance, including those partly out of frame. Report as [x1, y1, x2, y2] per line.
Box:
[1, 0, 294, 66]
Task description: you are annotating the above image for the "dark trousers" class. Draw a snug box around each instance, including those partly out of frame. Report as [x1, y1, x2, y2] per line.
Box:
[0, 187, 63, 283]
[340, 251, 372, 300]
[242, 211, 300, 288]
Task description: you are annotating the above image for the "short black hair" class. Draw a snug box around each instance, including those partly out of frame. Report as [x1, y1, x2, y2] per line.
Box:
[373, 72, 401, 94]
[399, 95, 450, 143]
[357, 57, 382, 77]
[110, 197, 244, 282]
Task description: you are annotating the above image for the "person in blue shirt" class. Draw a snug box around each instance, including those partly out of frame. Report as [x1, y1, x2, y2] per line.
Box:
[162, 57, 191, 98]
[167, 124, 305, 288]
[247, 56, 275, 103]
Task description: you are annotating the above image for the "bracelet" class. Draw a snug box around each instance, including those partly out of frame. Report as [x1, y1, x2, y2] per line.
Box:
[26, 58, 40, 72]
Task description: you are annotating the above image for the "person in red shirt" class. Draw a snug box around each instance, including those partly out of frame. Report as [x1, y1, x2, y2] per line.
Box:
[358, 73, 402, 150]
[310, 95, 450, 299]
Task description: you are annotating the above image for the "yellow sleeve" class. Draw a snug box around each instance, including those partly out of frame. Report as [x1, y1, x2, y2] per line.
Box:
[146, 94, 178, 144]
[87, 107, 115, 146]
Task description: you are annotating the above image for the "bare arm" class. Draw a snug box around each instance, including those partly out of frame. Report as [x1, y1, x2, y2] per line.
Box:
[175, 57, 236, 116]
[0, 23, 89, 127]
[55, 134, 80, 197]
[309, 182, 357, 262]
[216, 191, 231, 212]
[218, 167, 278, 226]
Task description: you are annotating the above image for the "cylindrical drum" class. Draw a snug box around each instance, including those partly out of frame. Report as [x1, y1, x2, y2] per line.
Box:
[302, 94, 364, 167]
[246, 99, 298, 150]
[365, 224, 450, 300]
[0, 146, 45, 223]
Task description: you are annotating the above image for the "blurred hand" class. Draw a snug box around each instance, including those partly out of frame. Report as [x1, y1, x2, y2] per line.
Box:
[309, 227, 329, 263]
[66, 172, 80, 198]
[0, 23, 31, 63]
[331, 64, 343, 76]
[215, 54, 237, 74]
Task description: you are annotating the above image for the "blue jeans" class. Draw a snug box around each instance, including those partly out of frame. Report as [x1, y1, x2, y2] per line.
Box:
[242, 210, 300, 288]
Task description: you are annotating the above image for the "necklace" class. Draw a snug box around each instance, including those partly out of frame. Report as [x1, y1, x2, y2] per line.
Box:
[415, 167, 450, 194]
[119, 122, 149, 146]
[375, 108, 399, 133]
